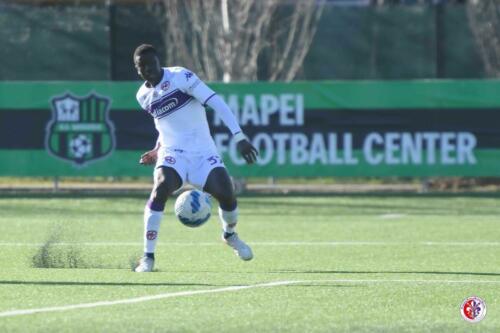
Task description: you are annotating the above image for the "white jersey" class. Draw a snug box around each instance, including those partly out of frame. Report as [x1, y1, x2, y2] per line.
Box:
[136, 67, 218, 153]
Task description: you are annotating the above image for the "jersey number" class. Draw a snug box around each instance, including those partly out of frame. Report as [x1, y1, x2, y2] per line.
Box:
[207, 156, 222, 165]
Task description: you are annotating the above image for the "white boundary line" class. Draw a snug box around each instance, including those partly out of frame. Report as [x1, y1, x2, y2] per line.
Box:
[1, 241, 500, 247]
[1, 278, 500, 318]
[316, 279, 500, 284]
[0, 280, 299, 318]
[379, 214, 407, 219]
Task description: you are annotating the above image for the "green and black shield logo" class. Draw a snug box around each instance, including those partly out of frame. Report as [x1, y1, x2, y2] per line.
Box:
[45, 92, 116, 166]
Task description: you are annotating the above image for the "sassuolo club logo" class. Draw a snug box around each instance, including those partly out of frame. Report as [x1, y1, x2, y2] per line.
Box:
[460, 296, 486, 323]
[45, 92, 116, 167]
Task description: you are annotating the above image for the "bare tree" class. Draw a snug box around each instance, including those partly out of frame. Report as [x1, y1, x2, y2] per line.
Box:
[467, 0, 500, 77]
[147, 0, 324, 82]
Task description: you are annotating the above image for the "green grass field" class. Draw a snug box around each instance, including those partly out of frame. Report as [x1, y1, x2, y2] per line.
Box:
[0, 194, 499, 332]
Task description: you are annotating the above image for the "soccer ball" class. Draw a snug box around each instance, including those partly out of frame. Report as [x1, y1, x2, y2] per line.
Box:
[70, 134, 92, 158]
[174, 190, 212, 227]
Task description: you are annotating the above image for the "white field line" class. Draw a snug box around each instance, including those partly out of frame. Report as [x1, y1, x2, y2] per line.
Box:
[379, 214, 407, 219]
[313, 279, 500, 284]
[0, 280, 299, 318]
[1, 278, 500, 318]
[1, 241, 500, 247]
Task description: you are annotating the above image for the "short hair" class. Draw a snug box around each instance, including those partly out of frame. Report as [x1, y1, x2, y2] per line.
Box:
[133, 44, 157, 59]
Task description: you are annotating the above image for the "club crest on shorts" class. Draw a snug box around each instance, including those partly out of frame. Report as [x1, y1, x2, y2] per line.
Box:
[461, 296, 486, 323]
[45, 92, 116, 167]
[164, 156, 176, 164]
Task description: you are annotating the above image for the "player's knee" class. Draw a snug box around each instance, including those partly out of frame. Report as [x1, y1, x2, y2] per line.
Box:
[204, 167, 236, 206]
[209, 184, 236, 209]
[207, 182, 235, 209]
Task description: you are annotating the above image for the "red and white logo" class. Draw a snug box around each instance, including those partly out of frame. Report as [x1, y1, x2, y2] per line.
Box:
[461, 296, 486, 323]
[146, 230, 157, 240]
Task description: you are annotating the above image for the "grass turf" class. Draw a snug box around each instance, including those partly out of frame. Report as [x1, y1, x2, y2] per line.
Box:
[0, 194, 499, 332]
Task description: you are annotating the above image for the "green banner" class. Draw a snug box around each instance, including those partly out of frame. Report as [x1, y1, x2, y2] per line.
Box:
[0, 80, 499, 177]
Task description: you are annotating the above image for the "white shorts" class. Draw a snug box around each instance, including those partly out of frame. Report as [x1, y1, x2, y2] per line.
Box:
[155, 148, 225, 189]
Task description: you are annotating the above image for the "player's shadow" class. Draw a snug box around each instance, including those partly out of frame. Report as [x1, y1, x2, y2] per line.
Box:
[0, 280, 218, 287]
[270, 269, 500, 277]
[0, 280, 358, 289]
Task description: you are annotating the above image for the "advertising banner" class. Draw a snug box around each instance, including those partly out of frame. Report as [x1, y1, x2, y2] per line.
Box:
[0, 80, 499, 177]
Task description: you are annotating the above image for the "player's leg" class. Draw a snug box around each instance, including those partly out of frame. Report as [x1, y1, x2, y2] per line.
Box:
[203, 167, 237, 234]
[136, 166, 182, 272]
[203, 167, 253, 261]
[144, 166, 182, 254]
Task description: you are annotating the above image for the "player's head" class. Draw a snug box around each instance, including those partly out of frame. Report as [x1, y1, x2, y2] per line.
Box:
[133, 44, 162, 84]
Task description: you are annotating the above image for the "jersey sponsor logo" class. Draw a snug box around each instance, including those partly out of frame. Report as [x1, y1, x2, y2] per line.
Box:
[147, 89, 193, 119]
[184, 71, 193, 81]
[157, 98, 178, 114]
[45, 92, 116, 167]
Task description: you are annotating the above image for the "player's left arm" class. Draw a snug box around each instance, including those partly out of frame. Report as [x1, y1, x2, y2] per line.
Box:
[181, 69, 258, 164]
[206, 96, 258, 164]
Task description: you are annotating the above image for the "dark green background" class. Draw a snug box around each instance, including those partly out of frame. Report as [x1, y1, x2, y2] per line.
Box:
[0, 3, 484, 81]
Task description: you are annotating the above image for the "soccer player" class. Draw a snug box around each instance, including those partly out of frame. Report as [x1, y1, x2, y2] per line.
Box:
[133, 44, 258, 272]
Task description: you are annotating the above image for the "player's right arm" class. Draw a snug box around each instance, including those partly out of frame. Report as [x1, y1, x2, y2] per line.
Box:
[137, 86, 160, 165]
[139, 139, 160, 165]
